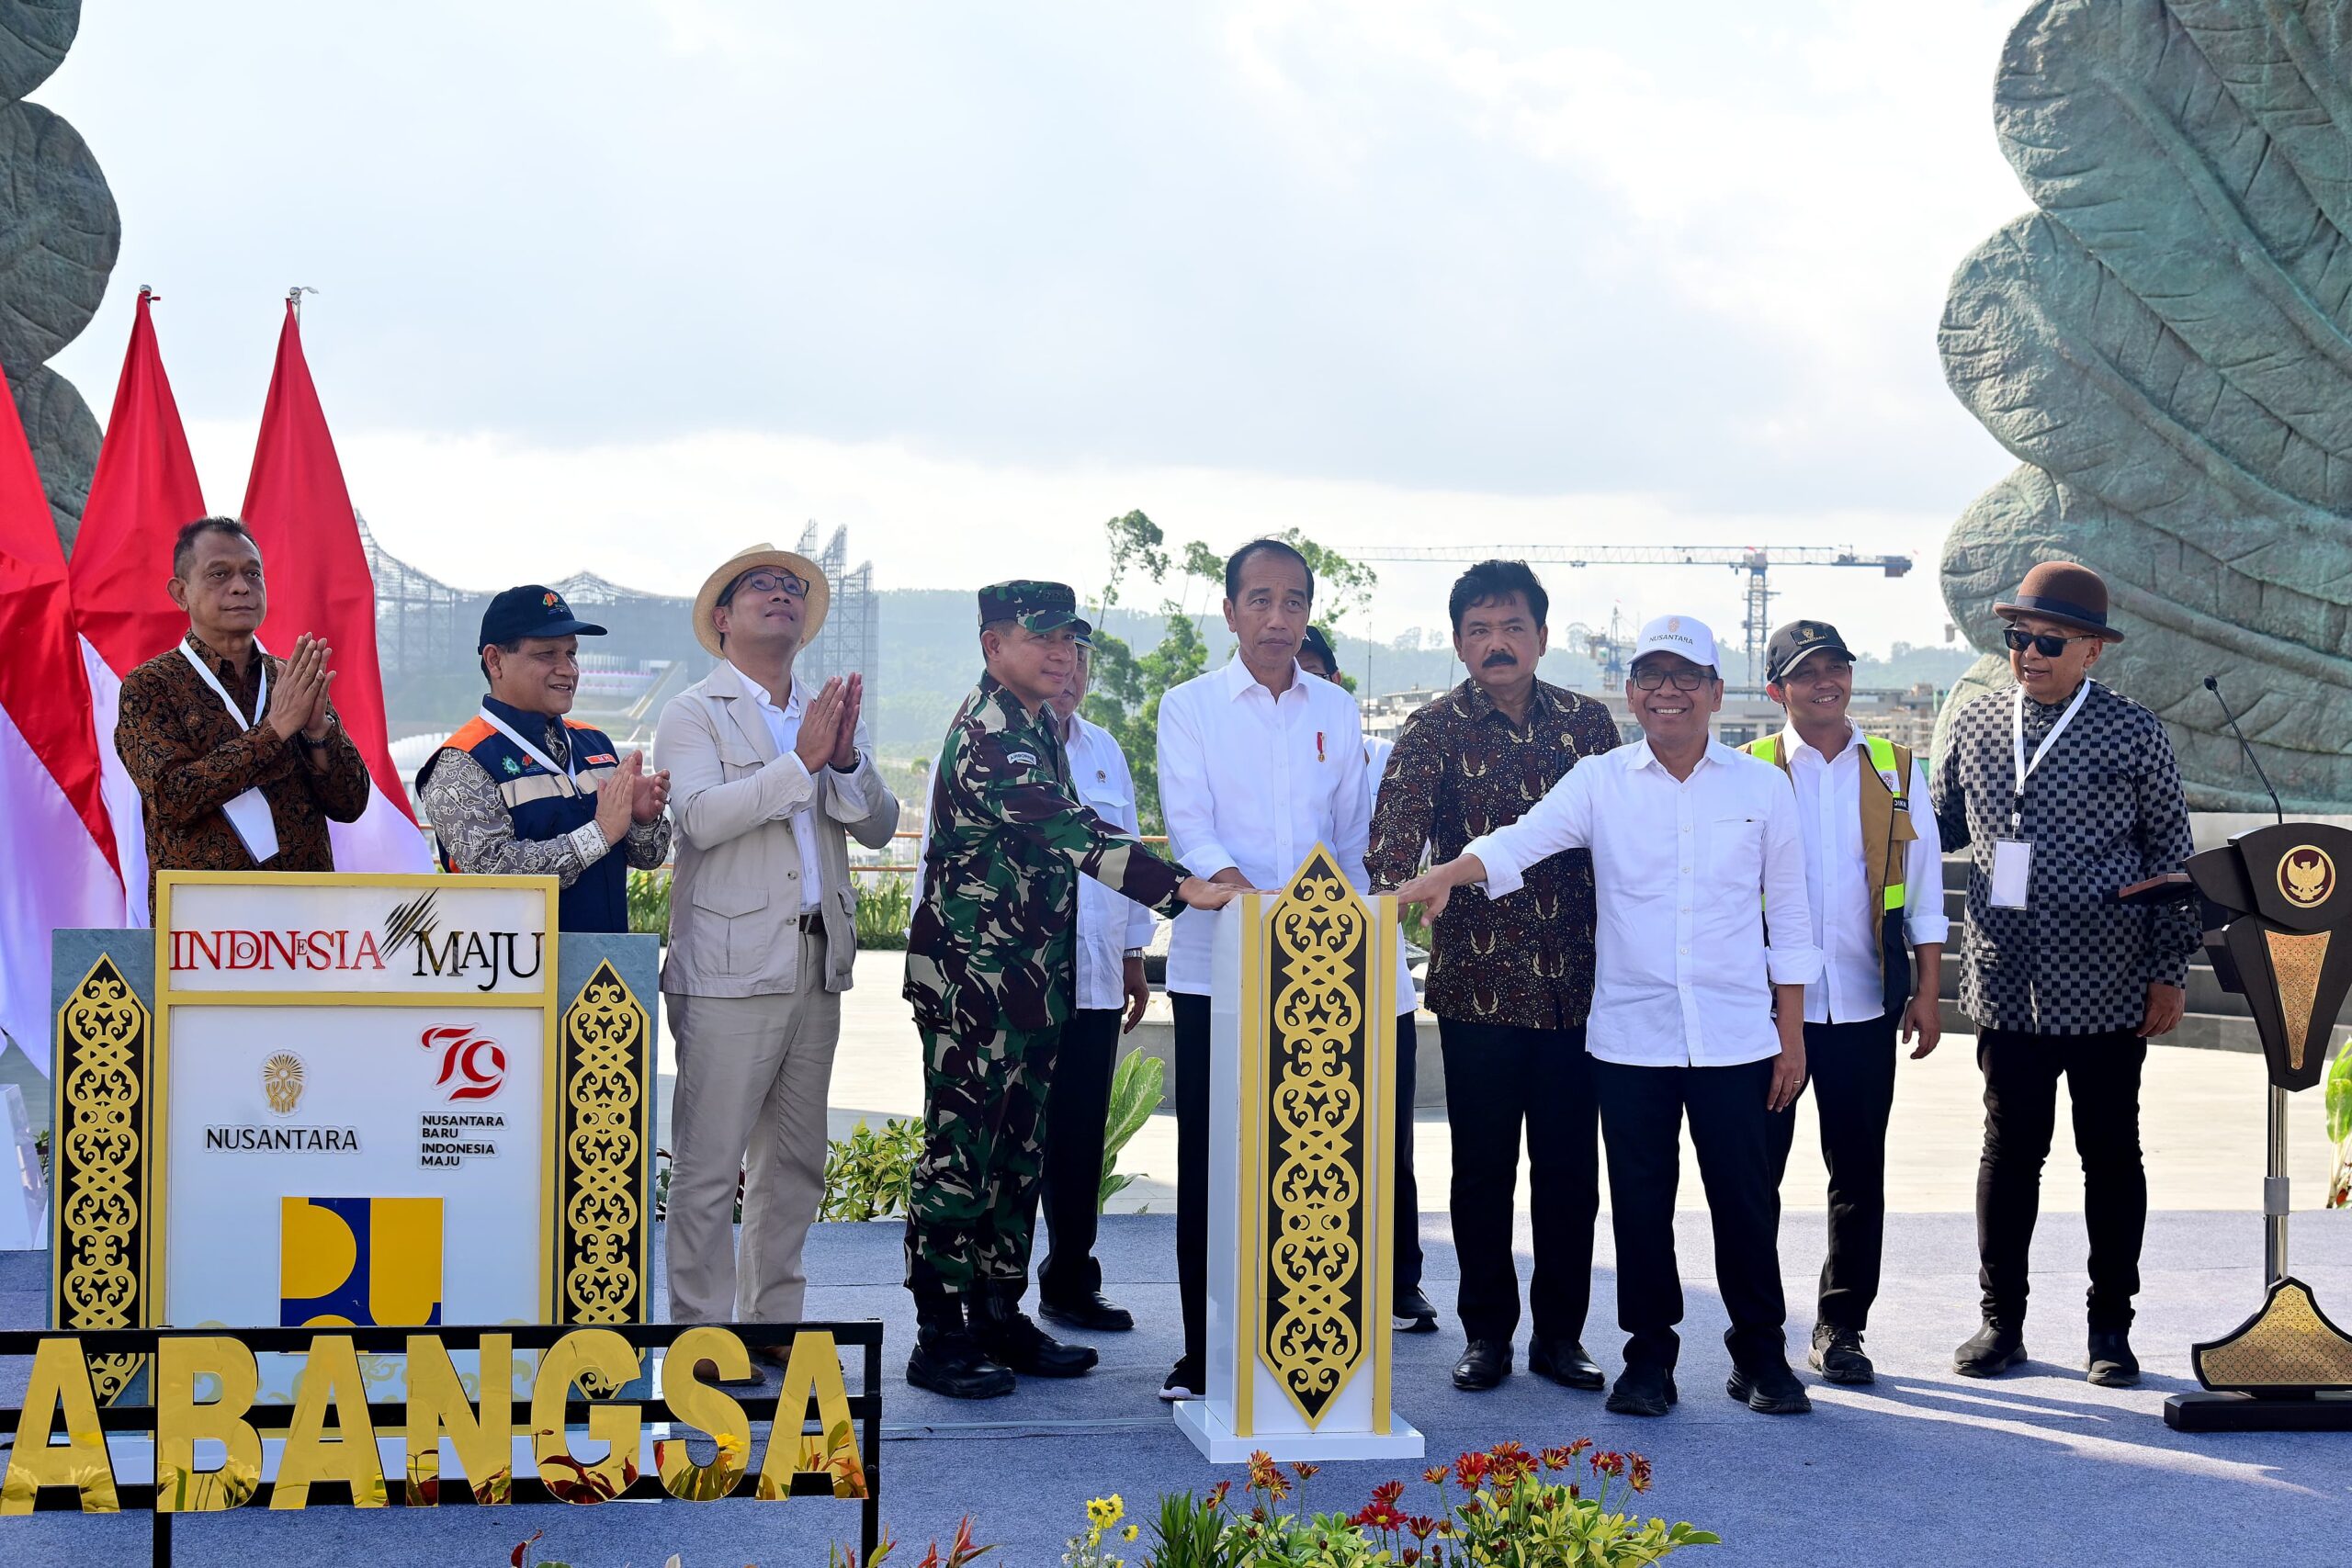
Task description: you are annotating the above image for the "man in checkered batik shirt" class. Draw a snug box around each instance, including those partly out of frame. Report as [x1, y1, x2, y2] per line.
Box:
[1930, 561, 2199, 1392]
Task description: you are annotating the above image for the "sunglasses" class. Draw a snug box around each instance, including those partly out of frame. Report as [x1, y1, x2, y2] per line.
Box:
[1630, 667, 1712, 693]
[2002, 626, 2098, 658]
[722, 567, 809, 604]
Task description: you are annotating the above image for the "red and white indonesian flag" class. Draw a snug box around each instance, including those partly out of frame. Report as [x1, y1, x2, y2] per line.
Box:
[241, 300, 429, 873]
[0, 361, 123, 1074]
[68, 289, 209, 926]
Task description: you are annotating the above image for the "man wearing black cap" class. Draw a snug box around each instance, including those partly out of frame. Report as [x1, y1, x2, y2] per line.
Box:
[1747, 618, 1946, 1385]
[1932, 560, 2197, 1388]
[903, 580, 1243, 1399]
[415, 584, 672, 934]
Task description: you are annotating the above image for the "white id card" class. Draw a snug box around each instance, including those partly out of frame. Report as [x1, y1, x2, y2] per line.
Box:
[220, 785, 281, 864]
[1990, 838, 2031, 909]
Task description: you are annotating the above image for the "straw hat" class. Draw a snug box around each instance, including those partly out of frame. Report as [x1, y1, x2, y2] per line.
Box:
[692, 543, 830, 659]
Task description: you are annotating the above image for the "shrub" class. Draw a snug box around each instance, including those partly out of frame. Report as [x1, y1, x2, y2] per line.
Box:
[1099, 1047, 1164, 1212]
[821, 1116, 925, 1222]
[856, 874, 912, 952]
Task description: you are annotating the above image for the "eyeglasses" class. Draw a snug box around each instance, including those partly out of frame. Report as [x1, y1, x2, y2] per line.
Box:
[1630, 667, 1712, 693]
[722, 567, 809, 604]
[2002, 626, 2098, 658]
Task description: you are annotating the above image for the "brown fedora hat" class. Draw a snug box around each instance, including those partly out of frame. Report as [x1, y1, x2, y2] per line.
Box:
[1993, 559, 2123, 643]
[693, 543, 831, 660]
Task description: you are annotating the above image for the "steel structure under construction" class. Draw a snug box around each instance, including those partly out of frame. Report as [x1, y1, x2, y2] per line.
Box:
[364, 516, 877, 748]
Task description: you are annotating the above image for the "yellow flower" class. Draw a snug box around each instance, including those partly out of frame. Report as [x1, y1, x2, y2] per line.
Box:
[1123, 1525, 1140, 1541]
[1088, 1495, 1125, 1529]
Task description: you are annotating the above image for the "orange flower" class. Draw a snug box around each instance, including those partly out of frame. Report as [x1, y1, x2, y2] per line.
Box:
[1628, 1454, 1653, 1495]
[1423, 1466, 1450, 1486]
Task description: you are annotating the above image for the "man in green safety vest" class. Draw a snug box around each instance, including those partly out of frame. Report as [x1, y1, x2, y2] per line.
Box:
[1746, 619, 1948, 1387]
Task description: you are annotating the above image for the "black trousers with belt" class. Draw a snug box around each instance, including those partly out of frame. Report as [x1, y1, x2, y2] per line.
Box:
[1029, 1005, 1123, 1303]
[1437, 1019, 1599, 1345]
[1594, 1055, 1787, 1371]
[1173, 994, 1422, 1367]
[1974, 1027, 2147, 1332]
[1765, 1014, 1899, 1333]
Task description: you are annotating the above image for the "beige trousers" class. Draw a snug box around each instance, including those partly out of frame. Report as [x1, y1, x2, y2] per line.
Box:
[665, 931, 841, 1325]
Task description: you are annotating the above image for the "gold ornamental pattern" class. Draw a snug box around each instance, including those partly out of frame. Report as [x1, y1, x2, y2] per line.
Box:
[55, 953, 151, 1404]
[1260, 848, 1370, 1425]
[2261, 929, 2331, 1073]
[558, 961, 650, 1325]
[2197, 1280, 2352, 1390]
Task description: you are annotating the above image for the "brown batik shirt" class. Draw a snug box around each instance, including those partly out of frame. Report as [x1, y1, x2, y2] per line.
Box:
[115, 630, 373, 917]
[1367, 677, 1620, 1031]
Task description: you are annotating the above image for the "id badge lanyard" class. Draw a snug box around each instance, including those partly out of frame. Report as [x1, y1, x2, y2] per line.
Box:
[176, 639, 280, 863]
[1993, 679, 2092, 908]
[477, 705, 582, 787]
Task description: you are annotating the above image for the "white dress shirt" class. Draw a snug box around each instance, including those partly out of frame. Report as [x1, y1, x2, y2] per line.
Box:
[1158, 657, 1372, 996]
[1465, 739, 1820, 1067]
[731, 663, 867, 912]
[1772, 724, 1951, 1025]
[1065, 713, 1159, 1011]
[1362, 732, 1420, 1010]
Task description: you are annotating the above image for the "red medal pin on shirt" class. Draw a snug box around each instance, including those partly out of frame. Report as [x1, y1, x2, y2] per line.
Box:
[1317, 730, 1326, 762]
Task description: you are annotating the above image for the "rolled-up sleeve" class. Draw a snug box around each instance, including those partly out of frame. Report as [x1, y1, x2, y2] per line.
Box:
[1901, 758, 1951, 948]
[1760, 773, 1823, 986]
[1466, 763, 1595, 902]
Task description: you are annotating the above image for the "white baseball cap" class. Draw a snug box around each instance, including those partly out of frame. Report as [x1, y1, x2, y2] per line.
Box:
[1630, 613, 1719, 672]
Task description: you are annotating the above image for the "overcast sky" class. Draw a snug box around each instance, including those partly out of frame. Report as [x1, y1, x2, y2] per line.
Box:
[42, 1, 2035, 667]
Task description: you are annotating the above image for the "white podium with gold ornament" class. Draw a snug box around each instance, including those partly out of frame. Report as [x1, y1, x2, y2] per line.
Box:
[1174, 846, 1424, 1463]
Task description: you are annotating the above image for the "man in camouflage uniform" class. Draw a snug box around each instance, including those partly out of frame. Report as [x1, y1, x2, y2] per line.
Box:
[903, 580, 1241, 1399]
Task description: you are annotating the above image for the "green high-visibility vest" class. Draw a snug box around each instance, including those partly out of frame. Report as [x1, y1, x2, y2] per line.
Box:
[1745, 731, 1914, 947]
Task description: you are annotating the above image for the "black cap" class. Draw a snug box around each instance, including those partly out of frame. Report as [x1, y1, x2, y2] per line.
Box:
[1764, 618, 1855, 684]
[977, 580, 1091, 637]
[480, 585, 608, 649]
[1298, 626, 1339, 677]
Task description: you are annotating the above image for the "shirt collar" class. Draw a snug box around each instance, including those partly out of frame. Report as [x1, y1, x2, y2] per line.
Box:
[1223, 655, 1305, 703]
[482, 694, 569, 765]
[184, 629, 259, 684]
[727, 660, 802, 716]
[1458, 677, 1555, 728]
[1777, 720, 1860, 765]
[1623, 737, 1731, 774]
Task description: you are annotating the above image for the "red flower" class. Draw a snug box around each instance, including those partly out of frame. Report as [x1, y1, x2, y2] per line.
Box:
[1291, 1461, 1321, 1483]
[1591, 1450, 1625, 1479]
[512, 1532, 542, 1568]
[1487, 1441, 1533, 1483]
[1539, 1447, 1574, 1472]
[1207, 1480, 1232, 1510]
[1628, 1454, 1653, 1495]
[1566, 1438, 1594, 1460]
[1408, 1516, 1438, 1540]
[1422, 1466, 1450, 1486]
[1402, 1551, 1422, 1566]
[1453, 1451, 1491, 1490]
[1372, 1479, 1407, 1510]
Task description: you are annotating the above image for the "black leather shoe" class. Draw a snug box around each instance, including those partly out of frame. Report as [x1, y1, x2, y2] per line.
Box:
[1452, 1339, 1511, 1391]
[1604, 1363, 1678, 1417]
[1527, 1336, 1605, 1391]
[1955, 1321, 2028, 1378]
[905, 1325, 1015, 1400]
[1808, 1324, 1875, 1386]
[1727, 1357, 1813, 1415]
[1038, 1292, 1136, 1333]
[2086, 1329, 2140, 1388]
[1394, 1285, 1439, 1334]
[969, 1292, 1098, 1377]
[1159, 1356, 1202, 1402]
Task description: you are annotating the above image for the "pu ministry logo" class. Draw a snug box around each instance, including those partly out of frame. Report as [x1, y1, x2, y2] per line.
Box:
[262, 1052, 306, 1115]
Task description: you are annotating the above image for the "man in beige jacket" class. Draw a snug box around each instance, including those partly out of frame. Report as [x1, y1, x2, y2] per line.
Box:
[659, 543, 899, 1364]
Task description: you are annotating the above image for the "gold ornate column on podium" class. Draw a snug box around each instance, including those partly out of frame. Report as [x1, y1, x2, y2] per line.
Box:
[51, 953, 153, 1404]
[553, 960, 653, 1326]
[1176, 845, 1421, 1462]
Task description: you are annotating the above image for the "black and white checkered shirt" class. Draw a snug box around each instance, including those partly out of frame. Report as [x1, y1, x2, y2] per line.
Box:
[1932, 680, 2199, 1035]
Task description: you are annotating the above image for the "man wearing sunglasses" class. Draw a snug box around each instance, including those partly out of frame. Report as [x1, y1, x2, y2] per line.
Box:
[1745, 618, 1947, 1387]
[658, 543, 900, 1382]
[1929, 560, 2198, 1390]
[1396, 613, 1820, 1419]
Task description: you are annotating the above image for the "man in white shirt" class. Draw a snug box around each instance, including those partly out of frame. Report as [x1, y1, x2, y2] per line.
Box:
[1396, 614, 1820, 1418]
[658, 544, 900, 1377]
[1154, 539, 1385, 1401]
[1744, 620, 1948, 1387]
[1296, 623, 1430, 1336]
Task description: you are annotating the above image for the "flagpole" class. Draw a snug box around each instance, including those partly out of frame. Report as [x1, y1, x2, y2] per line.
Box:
[288, 285, 316, 321]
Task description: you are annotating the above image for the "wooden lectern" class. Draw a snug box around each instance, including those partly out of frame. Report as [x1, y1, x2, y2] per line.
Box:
[1174, 847, 1423, 1463]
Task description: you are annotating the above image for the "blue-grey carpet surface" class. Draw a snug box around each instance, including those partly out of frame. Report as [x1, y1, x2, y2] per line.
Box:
[3, 1208, 2347, 1566]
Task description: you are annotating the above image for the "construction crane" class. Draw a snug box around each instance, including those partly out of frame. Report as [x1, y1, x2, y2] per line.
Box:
[1342, 544, 1913, 687]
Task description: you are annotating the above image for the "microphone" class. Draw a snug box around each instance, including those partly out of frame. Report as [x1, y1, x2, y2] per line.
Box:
[2205, 674, 2283, 826]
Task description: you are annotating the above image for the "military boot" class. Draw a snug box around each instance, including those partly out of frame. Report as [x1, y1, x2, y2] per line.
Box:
[971, 1282, 1099, 1377]
[905, 1288, 1015, 1400]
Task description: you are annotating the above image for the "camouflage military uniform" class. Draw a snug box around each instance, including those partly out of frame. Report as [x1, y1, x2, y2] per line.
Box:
[903, 671, 1187, 1298]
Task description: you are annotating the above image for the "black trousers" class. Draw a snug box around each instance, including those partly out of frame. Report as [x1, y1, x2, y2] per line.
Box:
[1029, 1006, 1121, 1303]
[1174, 995, 1422, 1366]
[1594, 1056, 1787, 1371]
[1438, 1019, 1599, 1344]
[1765, 1015, 1898, 1333]
[1975, 1027, 2147, 1332]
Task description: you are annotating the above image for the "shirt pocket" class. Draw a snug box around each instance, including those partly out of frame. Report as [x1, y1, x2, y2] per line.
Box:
[714, 735, 766, 783]
[690, 874, 772, 976]
[1703, 815, 1764, 894]
[1079, 783, 1133, 831]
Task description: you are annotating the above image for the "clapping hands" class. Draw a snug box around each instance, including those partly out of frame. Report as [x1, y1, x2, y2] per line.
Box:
[266, 633, 338, 743]
[791, 674, 865, 773]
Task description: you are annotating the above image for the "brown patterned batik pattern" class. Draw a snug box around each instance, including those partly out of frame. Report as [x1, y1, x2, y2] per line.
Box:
[1366, 678, 1620, 1031]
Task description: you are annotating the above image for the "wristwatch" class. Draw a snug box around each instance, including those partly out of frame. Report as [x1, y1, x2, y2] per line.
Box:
[1123, 947, 1145, 960]
[830, 750, 860, 773]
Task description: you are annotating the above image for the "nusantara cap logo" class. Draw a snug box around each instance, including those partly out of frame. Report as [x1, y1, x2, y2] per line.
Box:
[263, 1051, 306, 1115]
[543, 592, 560, 611]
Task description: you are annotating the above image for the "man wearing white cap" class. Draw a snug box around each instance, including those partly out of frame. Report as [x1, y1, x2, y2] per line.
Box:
[658, 543, 900, 1376]
[1396, 614, 1820, 1418]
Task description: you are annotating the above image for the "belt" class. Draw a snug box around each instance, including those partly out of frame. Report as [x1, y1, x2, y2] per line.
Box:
[797, 910, 827, 935]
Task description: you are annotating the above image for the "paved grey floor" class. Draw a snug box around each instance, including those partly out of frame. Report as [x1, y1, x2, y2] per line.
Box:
[5, 1208, 2348, 1567]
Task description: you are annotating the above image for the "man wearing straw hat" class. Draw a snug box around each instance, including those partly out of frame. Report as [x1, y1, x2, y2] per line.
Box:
[658, 543, 900, 1374]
